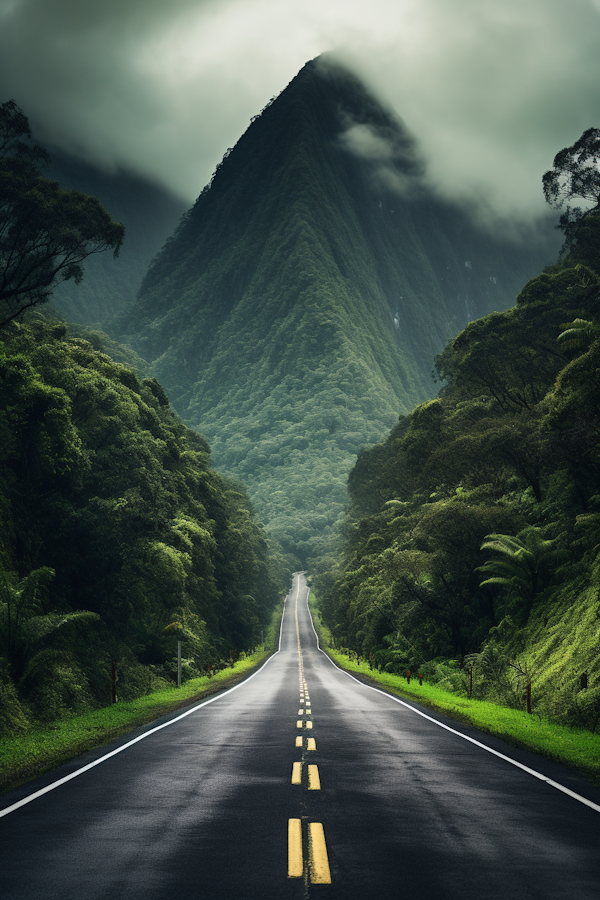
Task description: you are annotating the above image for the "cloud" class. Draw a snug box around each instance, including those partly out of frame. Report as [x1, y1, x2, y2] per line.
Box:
[0, 0, 599, 220]
[338, 119, 425, 197]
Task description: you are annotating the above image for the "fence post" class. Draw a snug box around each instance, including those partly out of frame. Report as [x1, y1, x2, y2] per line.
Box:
[526, 681, 532, 714]
[111, 661, 117, 704]
[177, 640, 181, 688]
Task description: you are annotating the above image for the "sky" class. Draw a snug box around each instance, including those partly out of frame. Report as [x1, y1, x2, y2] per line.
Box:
[0, 0, 599, 222]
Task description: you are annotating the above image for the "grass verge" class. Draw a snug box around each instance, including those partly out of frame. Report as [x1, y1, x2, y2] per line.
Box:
[307, 592, 600, 785]
[0, 649, 271, 795]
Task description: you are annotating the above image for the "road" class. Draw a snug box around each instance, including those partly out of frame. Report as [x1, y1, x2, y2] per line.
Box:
[1, 573, 599, 898]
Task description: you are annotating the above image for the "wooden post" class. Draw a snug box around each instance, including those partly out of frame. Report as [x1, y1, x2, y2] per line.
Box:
[469, 664, 473, 699]
[526, 681, 532, 714]
[111, 661, 117, 704]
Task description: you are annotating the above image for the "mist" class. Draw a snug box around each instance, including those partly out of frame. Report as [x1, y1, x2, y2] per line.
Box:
[0, 0, 599, 221]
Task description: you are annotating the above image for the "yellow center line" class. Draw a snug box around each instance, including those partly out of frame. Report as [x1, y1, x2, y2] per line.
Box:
[288, 819, 303, 878]
[305, 708, 311, 715]
[307, 738, 316, 751]
[297, 720, 303, 728]
[308, 764, 321, 790]
[306, 721, 313, 729]
[296, 736, 303, 748]
[309, 822, 332, 884]
[298, 709, 304, 715]
[291, 762, 302, 785]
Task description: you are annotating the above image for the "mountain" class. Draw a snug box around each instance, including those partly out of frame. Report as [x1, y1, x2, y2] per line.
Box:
[46, 150, 187, 326]
[117, 56, 561, 565]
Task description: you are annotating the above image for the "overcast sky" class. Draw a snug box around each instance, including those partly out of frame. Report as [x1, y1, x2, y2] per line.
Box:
[0, 0, 599, 222]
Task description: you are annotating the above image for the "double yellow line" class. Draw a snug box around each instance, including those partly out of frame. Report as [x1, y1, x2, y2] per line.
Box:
[288, 577, 332, 884]
[288, 819, 331, 884]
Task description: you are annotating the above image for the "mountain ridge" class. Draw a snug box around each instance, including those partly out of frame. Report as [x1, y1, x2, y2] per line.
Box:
[117, 56, 561, 562]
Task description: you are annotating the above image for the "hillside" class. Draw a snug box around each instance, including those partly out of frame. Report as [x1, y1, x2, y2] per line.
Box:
[117, 56, 560, 564]
[318, 212, 600, 730]
[0, 318, 286, 735]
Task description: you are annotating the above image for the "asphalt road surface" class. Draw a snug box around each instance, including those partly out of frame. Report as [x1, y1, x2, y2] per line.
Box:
[1, 573, 599, 899]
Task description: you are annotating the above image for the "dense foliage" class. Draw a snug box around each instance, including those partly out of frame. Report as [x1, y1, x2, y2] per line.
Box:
[117, 57, 559, 566]
[318, 213, 600, 730]
[0, 320, 287, 735]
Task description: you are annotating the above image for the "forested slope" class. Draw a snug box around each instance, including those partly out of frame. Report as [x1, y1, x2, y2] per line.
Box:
[0, 319, 287, 736]
[319, 212, 600, 730]
[118, 56, 559, 565]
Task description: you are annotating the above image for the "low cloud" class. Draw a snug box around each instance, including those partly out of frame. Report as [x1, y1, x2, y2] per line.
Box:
[339, 120, 424, 197]
[0, 0, 598, 220]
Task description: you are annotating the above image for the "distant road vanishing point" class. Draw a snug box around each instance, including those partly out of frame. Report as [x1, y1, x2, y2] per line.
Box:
[1, 573, 599, 898]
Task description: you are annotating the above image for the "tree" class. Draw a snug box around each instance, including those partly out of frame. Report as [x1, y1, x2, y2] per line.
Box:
[478, 527, 555, 617]
[0, 100, 125, 328]
[557, 317, 600, 352]
[542, 127, 600, 241]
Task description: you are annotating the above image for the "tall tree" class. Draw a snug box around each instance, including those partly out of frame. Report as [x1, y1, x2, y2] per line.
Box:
[542, 127, 600, 243]
[0, 100, 124, 327]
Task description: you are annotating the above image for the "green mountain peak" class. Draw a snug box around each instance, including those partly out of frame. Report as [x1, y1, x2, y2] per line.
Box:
[118, 56, 559, 564]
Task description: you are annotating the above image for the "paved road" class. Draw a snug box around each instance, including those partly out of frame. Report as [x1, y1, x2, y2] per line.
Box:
[1, 573, 599, 898]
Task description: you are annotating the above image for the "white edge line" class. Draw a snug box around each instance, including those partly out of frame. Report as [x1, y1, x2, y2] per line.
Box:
[0, 590, 292, 820]
[303, 583, 600, 815]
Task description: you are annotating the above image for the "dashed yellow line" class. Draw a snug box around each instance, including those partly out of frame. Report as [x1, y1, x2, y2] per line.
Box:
[307, 738, 316, 751]
[306, 721, 313, 729]
[288, 819, 303, 878]
[291, 762, 302, 785]
[308, 764, 321, 790]
[309, 822, 332, 883]
[296, 736, 303, 748]
[297, 720, 303, 729]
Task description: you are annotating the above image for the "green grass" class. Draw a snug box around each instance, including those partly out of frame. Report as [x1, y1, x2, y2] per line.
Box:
[0, 649, 271, 794]
[307, 593, 600, 784]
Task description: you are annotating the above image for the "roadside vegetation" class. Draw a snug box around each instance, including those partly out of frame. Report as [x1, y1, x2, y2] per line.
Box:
[308, 591, 600, 783]
[0, 598, 284, 793]
[0, 647, 271, 793]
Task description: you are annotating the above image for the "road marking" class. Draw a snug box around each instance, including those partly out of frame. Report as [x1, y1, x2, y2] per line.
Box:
[288, 819, 303, 878]
[307, 738, 316, 751]
[309, 822, 331, 884]
[308, 764, 321, 790]
[306, 708, 311, 715]
[297, 720, 303, 728]
[291, 762, 302, 785]
[305, 589, 600, 816]
[306, 721, 313, 729]
[0, 633, 285, 820]
[296, 736, 303, 748]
